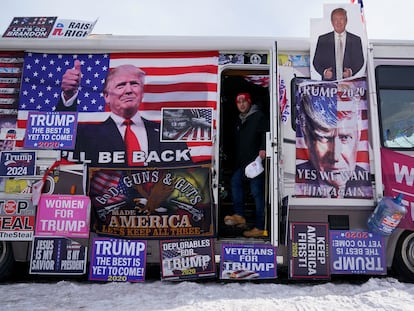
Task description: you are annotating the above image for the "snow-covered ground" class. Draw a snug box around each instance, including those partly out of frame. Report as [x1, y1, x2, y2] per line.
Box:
[1, 276, 414, 310]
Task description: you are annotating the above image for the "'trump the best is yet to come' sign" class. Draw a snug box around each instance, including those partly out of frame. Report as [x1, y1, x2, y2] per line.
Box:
[89, 238, 147, 282]
[24, 112, 77, 149]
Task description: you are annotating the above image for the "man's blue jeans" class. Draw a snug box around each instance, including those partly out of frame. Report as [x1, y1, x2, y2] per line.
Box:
[231, 168, 265, 230]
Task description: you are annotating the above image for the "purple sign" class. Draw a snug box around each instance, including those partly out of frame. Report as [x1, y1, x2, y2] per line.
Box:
[220, 244, 277, 280]
[0, 151, 36, 177]
[89, 238, 147, 282]
[330, 230, 386, 275]
[289, 222, 329, 279]
[24, 112, 77, 149]
[160, 238, 216, 281]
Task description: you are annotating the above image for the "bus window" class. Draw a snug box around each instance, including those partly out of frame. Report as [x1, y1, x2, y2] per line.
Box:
[376, 65, 414, 149]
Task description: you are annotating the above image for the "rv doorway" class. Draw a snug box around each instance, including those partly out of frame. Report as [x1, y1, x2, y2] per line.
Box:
[218, 68, 270, 239]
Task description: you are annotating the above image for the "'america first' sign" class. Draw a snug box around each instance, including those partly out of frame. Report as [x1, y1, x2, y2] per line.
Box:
[24, 112, 77, 149]
[289, 222, 329, 279]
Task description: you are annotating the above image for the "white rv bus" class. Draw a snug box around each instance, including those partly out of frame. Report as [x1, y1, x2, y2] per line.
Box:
[0, 35, 413, 282]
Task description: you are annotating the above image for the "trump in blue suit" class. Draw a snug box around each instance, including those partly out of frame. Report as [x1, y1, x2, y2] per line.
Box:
[313, 7, 364, 81]
[58, 61, 192, 167]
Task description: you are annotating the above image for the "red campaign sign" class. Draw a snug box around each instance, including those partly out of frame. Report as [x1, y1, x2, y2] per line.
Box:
[380, 148, 414, 229]
[0, 196, 36, 241]
[0, 215, 35, 241]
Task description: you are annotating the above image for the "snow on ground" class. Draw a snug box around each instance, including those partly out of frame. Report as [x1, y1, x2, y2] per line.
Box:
[1, 276, 414, 311]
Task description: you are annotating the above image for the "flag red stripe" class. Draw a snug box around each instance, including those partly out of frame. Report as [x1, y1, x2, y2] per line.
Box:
[141, 65, 218, 76]
[0, 51, 25, 58]
[110, 51, 219, 59]
[297, 148, 370, 162]
[356, 151, 370, 163]
[360, 129, 368, 141]
[144, 82, 217, 93]
[186, 141, 213, 163]
[296, 148, 310, 160]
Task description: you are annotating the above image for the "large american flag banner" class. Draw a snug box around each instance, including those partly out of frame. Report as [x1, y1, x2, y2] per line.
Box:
[17, 51, 219, 162]
[18, 53, 108, 112]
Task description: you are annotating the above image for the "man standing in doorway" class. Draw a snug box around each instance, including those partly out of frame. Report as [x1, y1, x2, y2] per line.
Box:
[224, 93, 268, 238]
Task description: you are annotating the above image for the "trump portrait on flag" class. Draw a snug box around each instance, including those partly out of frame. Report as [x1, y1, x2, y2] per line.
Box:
[18, 51, 219, 168]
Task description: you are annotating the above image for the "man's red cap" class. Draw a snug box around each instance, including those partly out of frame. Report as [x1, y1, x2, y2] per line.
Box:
[235, 93, 251, 104]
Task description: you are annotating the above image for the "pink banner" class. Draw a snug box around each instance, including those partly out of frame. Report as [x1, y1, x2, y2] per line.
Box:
[35, 194, 90, 238]
[381, 148, 414, 229]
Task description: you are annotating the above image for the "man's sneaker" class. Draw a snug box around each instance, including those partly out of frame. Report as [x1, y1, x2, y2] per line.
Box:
[224, 214, 246, 227]
[243, 227, 265, 238]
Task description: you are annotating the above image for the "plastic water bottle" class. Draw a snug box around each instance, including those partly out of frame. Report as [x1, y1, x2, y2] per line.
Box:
[367, 194, 406, 236]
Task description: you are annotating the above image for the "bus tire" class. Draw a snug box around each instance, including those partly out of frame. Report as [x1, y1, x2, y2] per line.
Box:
[0, 241, 15, 282]
[392, 230, 414, 282]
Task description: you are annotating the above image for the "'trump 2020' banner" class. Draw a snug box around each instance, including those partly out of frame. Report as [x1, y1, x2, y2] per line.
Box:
[295, 78, 372, 199]
[381, 148, 414, 229]
[89, 166, 213, 238]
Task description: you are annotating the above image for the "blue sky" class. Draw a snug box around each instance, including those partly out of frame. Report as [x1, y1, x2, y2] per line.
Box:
[0, 0, 412, 40]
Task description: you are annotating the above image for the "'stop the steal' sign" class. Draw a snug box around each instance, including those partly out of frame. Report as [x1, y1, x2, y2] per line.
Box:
[24, 112, 77, 149]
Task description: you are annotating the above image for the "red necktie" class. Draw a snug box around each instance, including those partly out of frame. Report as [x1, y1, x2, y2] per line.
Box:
[124, 119, 141, 166]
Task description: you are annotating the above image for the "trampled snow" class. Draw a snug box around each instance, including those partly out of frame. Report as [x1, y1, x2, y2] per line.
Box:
[1, 276, 414, 310]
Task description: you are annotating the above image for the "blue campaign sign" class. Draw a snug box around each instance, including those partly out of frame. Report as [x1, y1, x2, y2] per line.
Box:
[330, 230, 386, 275]
[30, 237, 87, 275]
[0, 151, 36, 177]
[24, 111, 77, 149]
[220, 244, 277, 280]
[89, 237, 147, 282]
